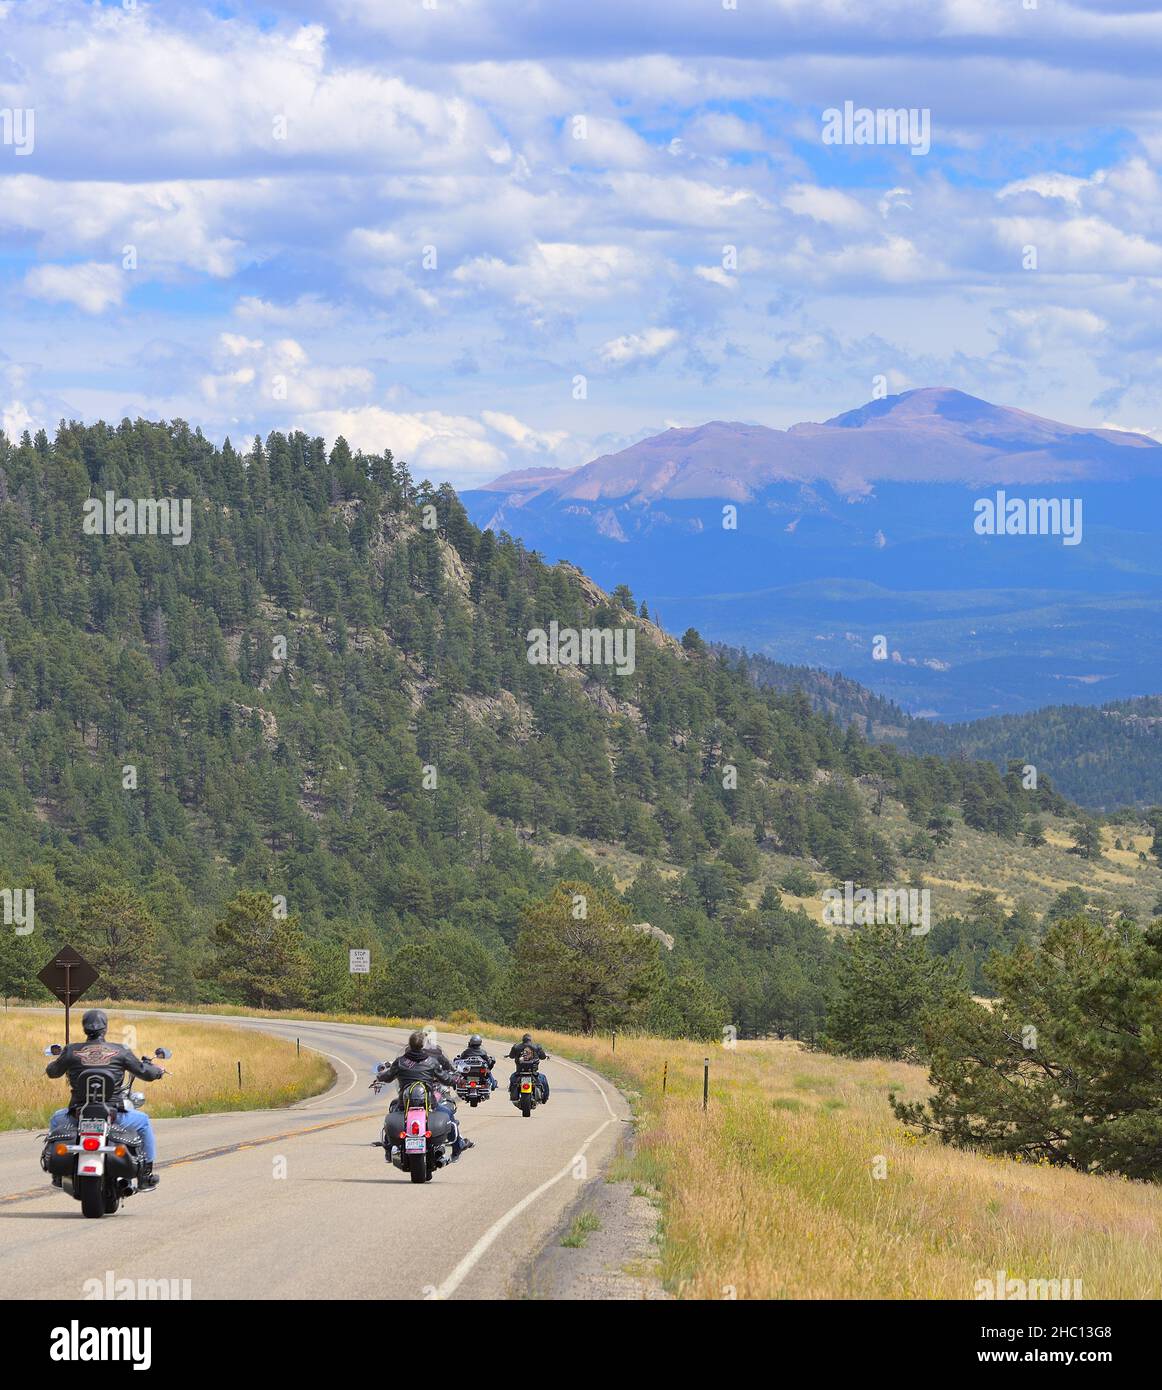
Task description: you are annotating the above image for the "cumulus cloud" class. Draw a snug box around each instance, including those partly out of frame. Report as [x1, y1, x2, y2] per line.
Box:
[599, 327, 680, 367]
[1, 0, 1160, 463]
[24, 262, 125, 314]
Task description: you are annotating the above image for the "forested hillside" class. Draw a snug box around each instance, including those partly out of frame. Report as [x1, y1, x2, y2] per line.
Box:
[732, 648, 1162, 810]
[0, 420, 1132, 1038]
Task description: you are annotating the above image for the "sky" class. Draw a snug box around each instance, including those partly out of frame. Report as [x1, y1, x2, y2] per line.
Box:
[2, 0, 1162, 487]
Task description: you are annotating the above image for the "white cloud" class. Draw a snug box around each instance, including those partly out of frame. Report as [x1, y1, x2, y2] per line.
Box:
[783, 184, 868, 229]
[453, 242, 652, 307]
[298, 406, 507, 485]
[599, 327, 679, 366]
[481, 410, 568, 453]
[23, 261, 124, 314]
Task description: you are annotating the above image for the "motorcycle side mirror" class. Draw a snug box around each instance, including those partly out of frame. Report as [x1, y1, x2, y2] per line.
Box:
[44, 1044, 62, 1056]
[154, 1047, 172, 1059]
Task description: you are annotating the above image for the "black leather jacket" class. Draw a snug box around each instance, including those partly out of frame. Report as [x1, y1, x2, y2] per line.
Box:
[507, 1042, 548, 1069]
[46, 1039, 163, 1108]
[377, 1048, 459, 1098]
[456, 1046, 496, 1069]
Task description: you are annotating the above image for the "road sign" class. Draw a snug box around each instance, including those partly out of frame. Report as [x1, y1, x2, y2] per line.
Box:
[37, 945, 100, 1045]
[349, 949, 371, 975]
[37, 946, 99, 1005]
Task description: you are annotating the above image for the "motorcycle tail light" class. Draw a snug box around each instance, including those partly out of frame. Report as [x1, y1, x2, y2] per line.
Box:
[410, 1121, 420, 1135]
[469, 1080, 477, 1087]
[82, 1137, 100, 1151]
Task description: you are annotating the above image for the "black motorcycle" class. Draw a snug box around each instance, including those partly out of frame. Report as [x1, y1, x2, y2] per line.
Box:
[510, 1052, 547, 1118]
[373, 1079, 456, 1183]
[452, 1055, 493, 1108]
[41, 1043, 173, 1219]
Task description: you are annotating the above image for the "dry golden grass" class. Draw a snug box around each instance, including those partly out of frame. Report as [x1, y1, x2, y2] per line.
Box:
[535, 1029, 1162, 1300]
[0, 1013, 332, 1130]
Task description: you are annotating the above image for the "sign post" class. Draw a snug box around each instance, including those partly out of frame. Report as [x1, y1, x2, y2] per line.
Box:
[36, 946, 100, 1045]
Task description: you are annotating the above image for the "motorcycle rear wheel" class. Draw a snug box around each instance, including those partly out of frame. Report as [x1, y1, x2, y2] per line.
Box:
[409, 1154, 428, 1184]
[79, 1177, 105, 1219]
[521, 1098, 531, 1117]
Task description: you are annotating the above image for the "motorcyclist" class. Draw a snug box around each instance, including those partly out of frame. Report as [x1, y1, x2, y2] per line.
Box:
[455, 1034, 498, 1091]
[376, 1031, 474, 1160]
[506, 1032, 550, 1105]
[45, 1009, 164, 1189]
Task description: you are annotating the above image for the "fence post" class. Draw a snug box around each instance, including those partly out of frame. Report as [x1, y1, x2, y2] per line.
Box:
[296, 1037, 301, 1057]
[612, 1028, 617, 1054]
[237, 1060, 242, 1088]
[662, 1060, 667, 1096]
[702, 1056, 709, 1111]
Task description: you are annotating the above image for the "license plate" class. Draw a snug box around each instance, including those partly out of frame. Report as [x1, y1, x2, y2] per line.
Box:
[404, 1136, 427, 1153]
[78, 1120, 106, 1134]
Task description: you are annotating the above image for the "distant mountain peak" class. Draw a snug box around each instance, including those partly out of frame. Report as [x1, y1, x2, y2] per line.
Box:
[478, 388, 1161, 505]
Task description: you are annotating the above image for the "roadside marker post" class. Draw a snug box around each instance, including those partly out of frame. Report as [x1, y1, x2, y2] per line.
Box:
[703, 1057, 709, 1111]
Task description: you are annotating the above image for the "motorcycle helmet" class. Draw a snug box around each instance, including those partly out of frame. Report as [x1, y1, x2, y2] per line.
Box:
[468, 1034, 483, 1049]
[81, 1009, 108, 1039]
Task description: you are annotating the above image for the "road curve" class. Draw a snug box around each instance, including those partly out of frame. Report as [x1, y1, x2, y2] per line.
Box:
[0, 1010, 629, 1301]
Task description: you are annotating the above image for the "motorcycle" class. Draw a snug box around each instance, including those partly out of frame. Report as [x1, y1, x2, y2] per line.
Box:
[372, 1078, 456, 1183]
[40, 1044, 173, 1219]
[510, 1055, 546, 1119]
[452, 1055, 493, 1108]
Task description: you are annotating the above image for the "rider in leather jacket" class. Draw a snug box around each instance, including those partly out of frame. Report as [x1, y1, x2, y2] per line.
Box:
[455, 1034, 498, 1090]
[376, 1032, 474, 1159]
[46, 1009, 164, 1188]
[506, 1033, 550, 1104]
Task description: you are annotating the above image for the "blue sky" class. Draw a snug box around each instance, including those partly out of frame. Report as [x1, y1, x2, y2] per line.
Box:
[2, 0, 1162, 486]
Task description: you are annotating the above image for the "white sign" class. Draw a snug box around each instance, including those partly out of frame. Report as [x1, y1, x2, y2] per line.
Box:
[349, 949, 371, 975]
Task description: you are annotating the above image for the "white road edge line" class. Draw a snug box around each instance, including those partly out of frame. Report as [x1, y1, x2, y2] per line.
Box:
[432, 1054, 622, 1301]
[293, 1046, 361, 1107]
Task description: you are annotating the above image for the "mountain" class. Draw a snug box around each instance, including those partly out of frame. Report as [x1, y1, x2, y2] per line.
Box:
[6, 417, 1154, 1035]
[479, 389, 1161, 505]
[463, 389, 1162, 721]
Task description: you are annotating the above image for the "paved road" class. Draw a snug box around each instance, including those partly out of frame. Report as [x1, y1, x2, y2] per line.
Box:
[0, 1011, 628, 1300]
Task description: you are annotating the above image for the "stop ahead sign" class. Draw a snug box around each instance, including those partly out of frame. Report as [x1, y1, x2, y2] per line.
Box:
[37, 945, 100, 1006]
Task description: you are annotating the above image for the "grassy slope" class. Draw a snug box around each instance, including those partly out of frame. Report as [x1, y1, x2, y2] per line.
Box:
[0, 1013, 333, 1130]
[543, 1029, 1162, 1300]
[544, 793, 1162, 924]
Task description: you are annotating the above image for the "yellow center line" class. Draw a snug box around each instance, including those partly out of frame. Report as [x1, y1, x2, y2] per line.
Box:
[1, 1110, 377, 1206]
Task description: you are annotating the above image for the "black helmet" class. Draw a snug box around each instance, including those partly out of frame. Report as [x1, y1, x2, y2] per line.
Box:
[82, 1009, 108, 1039]
[521, 1032, 533, 1043]
[468, 1034, 483, 1049]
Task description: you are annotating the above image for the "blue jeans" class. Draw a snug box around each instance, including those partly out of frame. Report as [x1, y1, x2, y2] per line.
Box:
[51, 1107, 156, 1162]
[434, 1100, 466, 1155]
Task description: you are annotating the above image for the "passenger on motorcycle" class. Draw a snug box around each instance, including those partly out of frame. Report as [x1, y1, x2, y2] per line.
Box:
[376, 1032, 474, 1160]
[506, 1033, 550, 1104]
[45, 1009, 164, 1189]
